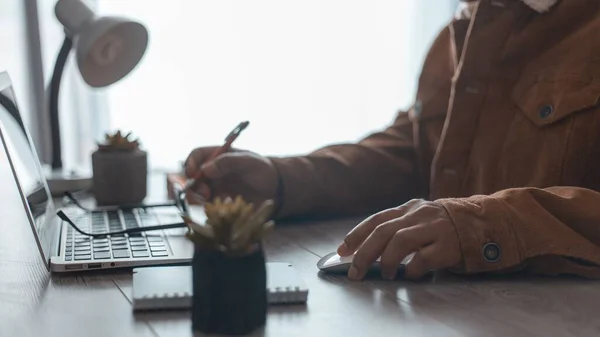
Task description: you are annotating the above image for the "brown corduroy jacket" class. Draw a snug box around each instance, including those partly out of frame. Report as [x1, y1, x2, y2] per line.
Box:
[269, 0, 600, 278]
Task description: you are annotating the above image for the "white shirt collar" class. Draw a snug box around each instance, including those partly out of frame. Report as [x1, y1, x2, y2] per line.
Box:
[522, 0, 558, 12]
[457, 0, 558, 19]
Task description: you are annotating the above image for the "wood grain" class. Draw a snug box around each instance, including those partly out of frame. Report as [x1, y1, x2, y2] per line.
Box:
[1, 171, 600, 337]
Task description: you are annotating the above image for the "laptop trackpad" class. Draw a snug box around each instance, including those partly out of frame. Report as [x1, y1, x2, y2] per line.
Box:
[167, 236, 194, 259]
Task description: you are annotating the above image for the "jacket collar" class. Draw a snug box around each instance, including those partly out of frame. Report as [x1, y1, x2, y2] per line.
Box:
[457, 0, 558, 19]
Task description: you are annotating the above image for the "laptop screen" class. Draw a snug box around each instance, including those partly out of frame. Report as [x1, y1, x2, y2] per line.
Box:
[0, 73, 58, 269]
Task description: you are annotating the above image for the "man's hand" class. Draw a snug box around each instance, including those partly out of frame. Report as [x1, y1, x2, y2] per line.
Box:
[184, 147, 280, 207]
[337, 199, 462, 281]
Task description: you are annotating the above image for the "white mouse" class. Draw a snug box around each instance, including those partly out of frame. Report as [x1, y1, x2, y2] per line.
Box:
[317, 251, 414, 275]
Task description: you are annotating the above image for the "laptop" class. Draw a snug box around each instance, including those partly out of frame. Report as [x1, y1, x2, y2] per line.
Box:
[0, 71, 197, 272]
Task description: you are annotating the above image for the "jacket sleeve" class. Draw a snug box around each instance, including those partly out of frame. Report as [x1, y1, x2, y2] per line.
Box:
[269, 110, 419, 219]
[268, 24, 456, 220]
[437, 186, 600, 279]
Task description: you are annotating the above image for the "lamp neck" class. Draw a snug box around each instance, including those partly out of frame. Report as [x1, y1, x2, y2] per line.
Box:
[49, 36, 73, 170]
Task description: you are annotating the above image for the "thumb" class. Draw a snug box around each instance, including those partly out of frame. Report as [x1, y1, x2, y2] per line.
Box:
[403, 247, 436, 280]
[201, 152, 251, 180]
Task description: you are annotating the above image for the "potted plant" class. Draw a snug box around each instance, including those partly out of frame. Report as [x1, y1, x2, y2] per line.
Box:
[182, 196, 275, 335]
[91, 130, 147, 205]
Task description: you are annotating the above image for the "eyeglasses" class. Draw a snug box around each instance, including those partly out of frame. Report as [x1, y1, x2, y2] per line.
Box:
[56, 187, 190, 238]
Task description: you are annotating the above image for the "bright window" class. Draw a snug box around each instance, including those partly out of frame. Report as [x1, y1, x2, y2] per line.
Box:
[94, 1, 457, 170]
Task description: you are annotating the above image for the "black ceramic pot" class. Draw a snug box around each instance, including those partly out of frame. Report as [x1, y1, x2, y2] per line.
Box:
[191, 245, 267, 335]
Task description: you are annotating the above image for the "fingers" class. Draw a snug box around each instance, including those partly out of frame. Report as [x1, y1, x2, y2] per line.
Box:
[380, 224, 437, 280]
[184, 157, 197, 178]
[403, 244, 439, 280]
[349, 216, 431, 281]
[378, 223, 433, 280]
[184, 147, 219, 178]
[201, 152, 252, 180]
[337, 209, 402, 256]
[198, 183, 211, 199]
[337, 199, 422, 256]
[187, 182, 211, 203]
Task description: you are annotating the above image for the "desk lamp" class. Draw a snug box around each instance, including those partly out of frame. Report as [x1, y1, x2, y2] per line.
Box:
[46, 0, 148, 195]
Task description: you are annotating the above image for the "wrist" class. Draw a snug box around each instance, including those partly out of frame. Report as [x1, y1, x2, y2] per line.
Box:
[268, 158, 285, 220]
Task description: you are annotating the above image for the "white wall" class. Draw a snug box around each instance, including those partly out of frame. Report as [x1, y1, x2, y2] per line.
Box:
[0, 1, 32, 127]
[95, 0, 458, 170]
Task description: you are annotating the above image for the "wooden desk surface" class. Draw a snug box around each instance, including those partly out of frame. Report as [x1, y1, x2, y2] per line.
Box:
[1, 173, 599, 337]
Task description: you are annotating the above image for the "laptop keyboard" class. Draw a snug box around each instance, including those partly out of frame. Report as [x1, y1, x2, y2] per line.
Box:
[63, 208, 169, 261]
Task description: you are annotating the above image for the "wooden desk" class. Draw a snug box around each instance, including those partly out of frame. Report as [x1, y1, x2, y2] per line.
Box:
[1, 173, 599, 337]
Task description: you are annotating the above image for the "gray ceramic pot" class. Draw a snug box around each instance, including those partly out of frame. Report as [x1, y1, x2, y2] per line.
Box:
[92, 148, 148, 206]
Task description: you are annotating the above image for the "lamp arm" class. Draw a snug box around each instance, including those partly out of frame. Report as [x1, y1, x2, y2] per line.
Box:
[49, 36, 73, 170]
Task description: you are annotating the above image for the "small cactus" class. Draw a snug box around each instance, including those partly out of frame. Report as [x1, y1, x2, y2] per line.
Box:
[182, 196, 275, 256]
[98, 130, 140, 151]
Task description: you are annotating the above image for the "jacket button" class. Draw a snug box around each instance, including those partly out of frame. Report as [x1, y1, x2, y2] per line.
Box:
[482, 242, 501, 263]
[538, 104, 553, 119]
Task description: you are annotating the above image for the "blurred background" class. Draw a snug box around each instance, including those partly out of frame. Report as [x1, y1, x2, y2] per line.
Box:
[1, 0, 459, 172]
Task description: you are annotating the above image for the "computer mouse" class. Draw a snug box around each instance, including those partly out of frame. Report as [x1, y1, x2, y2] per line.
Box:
[317, 251, 414, 275]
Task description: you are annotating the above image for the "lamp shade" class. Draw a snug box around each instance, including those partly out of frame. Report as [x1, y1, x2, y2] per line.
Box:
[55, 0, 148, 88]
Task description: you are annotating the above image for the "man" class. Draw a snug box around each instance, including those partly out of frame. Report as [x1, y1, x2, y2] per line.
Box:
[185, 0, 600, 281]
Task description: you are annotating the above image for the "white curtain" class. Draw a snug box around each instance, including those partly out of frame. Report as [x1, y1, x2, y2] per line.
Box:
[0, 1, 33, 134]
[33, 0, 459, 172]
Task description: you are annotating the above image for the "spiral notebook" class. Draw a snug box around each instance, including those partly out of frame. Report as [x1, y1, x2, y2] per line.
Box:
[131, 263, 309, 311]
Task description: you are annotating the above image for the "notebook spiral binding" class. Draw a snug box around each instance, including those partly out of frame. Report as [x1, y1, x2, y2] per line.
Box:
[132, 263, 309, 311]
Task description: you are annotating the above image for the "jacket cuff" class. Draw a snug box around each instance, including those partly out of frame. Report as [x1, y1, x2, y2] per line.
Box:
[437, 195, 522, 274]
[268, 156, 314, 220]
[269, 158, 286, 219]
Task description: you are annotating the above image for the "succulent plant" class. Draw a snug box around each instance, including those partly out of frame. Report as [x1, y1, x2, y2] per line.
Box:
[98, 130, 140, 151]
[182, 196, 275, 256]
